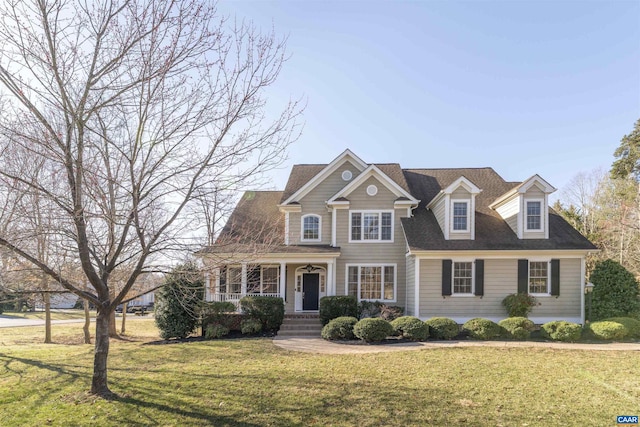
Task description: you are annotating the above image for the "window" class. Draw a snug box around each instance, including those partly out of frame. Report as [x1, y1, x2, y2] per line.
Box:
[350, 211, 393, 242]
[452, 201, 469, 231]
[221, 265, 279, 295]
[526, 201, 542, 231]
[302, 215, 320, 241]
[228, 267, 242, 294]
[262, 267, 279, 294]
[346, 264, 396, 302]
[453, 262, 473, 294]
[529, 261, 549, 294]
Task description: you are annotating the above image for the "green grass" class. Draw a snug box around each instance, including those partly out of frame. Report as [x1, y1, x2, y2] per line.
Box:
[1, 320, 639, 426]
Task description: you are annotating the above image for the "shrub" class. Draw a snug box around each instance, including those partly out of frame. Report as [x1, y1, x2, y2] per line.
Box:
[462, 318, 503, 340]
[358, 301, 404, 321]
[589, 321, 628, 341]
[541, 321, 582, 342]
[425, 317, 459, 340]
[498, 317, 535, 340]
[321, 316, 358, 340]
[200, 301, 238, 332]
[205, 323, 230, 339]
[603, 317, 640, 338]
[155, 263, 204, 340]
[390, 316, 429, 341]
[502, 293, 538, 318]
[239, 296, 284, 331]
[240, 318, 263, 335]
[590, 259, 640, 320]
[319, 296, 358, 325]
[353, 318, 394, 342]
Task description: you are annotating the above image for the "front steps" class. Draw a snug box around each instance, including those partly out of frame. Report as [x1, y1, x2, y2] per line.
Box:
[278, 314, 323, 337]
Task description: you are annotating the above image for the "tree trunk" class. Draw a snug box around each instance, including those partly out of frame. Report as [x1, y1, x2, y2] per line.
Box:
[108, 288, 118, 338]
[83, 299, 91, 344]
[44, 292, 51, 344]
[120, 302, 127, 335]
[91, 309, 112, 396]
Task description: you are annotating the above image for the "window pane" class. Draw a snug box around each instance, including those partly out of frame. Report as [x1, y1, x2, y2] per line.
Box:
[384, 266, 394, 300]
[453, 202, 467, 231]
[229, 267, 242, 294]
[262, 267, 279, 294]
[363, 213, 379, 240]
[527, 202, 541, 230]
[529, 261, 548, 293]
[351, 213, 361, 240]
[303, 216, 319, 240]
[348, 266, 358, 296]
[381, 212, 392, 240]
[453, 262, 472, 294]
[247, 266, 260, 293]
[360, 266, 381, 299]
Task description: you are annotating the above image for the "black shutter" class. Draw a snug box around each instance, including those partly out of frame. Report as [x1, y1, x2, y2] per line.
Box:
[550, 259, 560, 296]
[517, 259, 528, 294]
[475, 260, 484, 296]
[442, 260, 452, 296]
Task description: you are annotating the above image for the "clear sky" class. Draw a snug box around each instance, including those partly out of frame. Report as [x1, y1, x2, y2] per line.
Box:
[218, 0, 640, 200]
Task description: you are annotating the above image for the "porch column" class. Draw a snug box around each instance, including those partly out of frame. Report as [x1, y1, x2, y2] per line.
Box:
[327, 260, 335, 296]
[204, 272, 211, 301]
[280, 262, 287, 301]
[214, 268, 221, 293]
[241, 263, 247, 295]
[415, 257, 421, 318]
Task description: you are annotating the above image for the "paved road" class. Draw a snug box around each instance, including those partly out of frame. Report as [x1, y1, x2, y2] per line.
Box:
[0, 313, 151, 328]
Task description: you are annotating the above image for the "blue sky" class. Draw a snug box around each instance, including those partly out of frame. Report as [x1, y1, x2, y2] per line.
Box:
[218, 0, 640, 200]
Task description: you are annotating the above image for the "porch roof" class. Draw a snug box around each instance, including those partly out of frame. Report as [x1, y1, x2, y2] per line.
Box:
[198, 243, 341, 256]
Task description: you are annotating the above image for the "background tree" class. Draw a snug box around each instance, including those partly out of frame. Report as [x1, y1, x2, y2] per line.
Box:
[155, 263, 204, 340]
[589, 259, 640, 320]
[0, 0, 301, 396]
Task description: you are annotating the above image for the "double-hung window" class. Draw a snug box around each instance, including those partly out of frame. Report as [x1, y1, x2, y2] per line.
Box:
[526, 201, 542, 231]
[346, 264, 395, 302]
[529, 261, 549, 294]
[452, 261, 473, 294]
[350, 211, 393, 242]
[227, 267, 242, 294]
[301, 214, 321, 241]
[451, 201, 469, 232]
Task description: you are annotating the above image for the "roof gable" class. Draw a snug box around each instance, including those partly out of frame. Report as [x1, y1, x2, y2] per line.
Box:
[280, 149, 367, 205]
[328, 164, 419, 204]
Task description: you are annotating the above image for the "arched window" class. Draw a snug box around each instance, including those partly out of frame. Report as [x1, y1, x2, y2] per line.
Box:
[301, 214, 321, 241]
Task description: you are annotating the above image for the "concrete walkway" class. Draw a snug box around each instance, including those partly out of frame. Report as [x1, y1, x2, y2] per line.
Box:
[273, 336, 640, 354]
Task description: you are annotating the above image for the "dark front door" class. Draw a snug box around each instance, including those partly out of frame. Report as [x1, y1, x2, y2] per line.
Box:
[302, 273, 320, 311]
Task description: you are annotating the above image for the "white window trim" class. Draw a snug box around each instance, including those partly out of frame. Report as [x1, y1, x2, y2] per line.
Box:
[524, 199, 545, 232]
[344, 263, 397, 303]
[222, 264, 281, 295]
[450, 199, 470, 233]
[451, 259, 475, 296]
[348, 210, 394, 243]
[528, 259, 551, 296]
[301, 214, 322, 242]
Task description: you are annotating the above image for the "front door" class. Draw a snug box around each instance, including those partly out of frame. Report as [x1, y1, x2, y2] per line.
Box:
[302, 273, 320, 311]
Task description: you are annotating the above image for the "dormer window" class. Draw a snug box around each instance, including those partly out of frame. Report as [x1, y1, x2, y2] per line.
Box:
[526, 201, 542, 231]
[451, 200, 469, 232]
[301, 214, 321, 242]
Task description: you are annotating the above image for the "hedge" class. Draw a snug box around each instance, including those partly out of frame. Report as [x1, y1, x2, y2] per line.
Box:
[425, 317, 459, 340]
[319, 296, 358, 325]
[540, 321, 582, 342]
[321, 316, 358, 340]
[239, 296, 284, 331]
[462, 318, 503, 340]
[353, 318, 394, 342]
[498, 317, 535, 340]
[390, 316, 429, 341]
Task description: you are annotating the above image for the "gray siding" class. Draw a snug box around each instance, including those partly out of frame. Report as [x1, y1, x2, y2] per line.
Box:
[496, 197, 519, 235]
[418, 258, 582, 322]
[405, 256, 415, 316]
[335, 175, 408, 307]
[288, 161, 362, 245]
[433, 198, 445, 232]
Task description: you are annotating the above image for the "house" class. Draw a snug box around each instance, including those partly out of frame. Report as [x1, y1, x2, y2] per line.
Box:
[198, 150, 597, 324]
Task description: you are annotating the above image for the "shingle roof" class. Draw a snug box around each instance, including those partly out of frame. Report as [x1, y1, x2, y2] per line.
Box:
[401, 168, 597, 251]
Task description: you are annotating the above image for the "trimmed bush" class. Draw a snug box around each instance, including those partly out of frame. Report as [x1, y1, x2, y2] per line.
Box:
[353, 318, 394, 342]
[590, 259, 640, 320]
[390, 316, 429, 341]
[321, 316, 358, 340]
[239, 296, 284, 331]
[462, 318, 503, 340]
[240, 318, 263, 335]
[205, 323, 230, 339]
[541, 321, 582, 342]
[200, 301, 238, 333]
[498, 317, 535, 340]
[358, 301, 404, 321]
[589, 321, 628, 341]
[604, 317, 640, 339]
[425, 317, 459, 340]
[319, 296, 358, 325]
[502, 293, 538, 318]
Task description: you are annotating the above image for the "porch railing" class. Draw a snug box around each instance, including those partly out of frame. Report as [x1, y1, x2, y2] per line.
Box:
[210, 292, 281, 303]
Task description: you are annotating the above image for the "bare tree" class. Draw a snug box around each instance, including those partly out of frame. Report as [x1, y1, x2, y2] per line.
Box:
[0, 0, 301, 397]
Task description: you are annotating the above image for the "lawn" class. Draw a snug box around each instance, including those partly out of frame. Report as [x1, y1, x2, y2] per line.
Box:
[1, 320, 638, 426]
[1, 309, 97, 321]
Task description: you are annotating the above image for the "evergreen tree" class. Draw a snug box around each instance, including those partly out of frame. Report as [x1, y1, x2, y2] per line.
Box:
[155, 263, 204, 340]
[589, 259, 640, 320]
